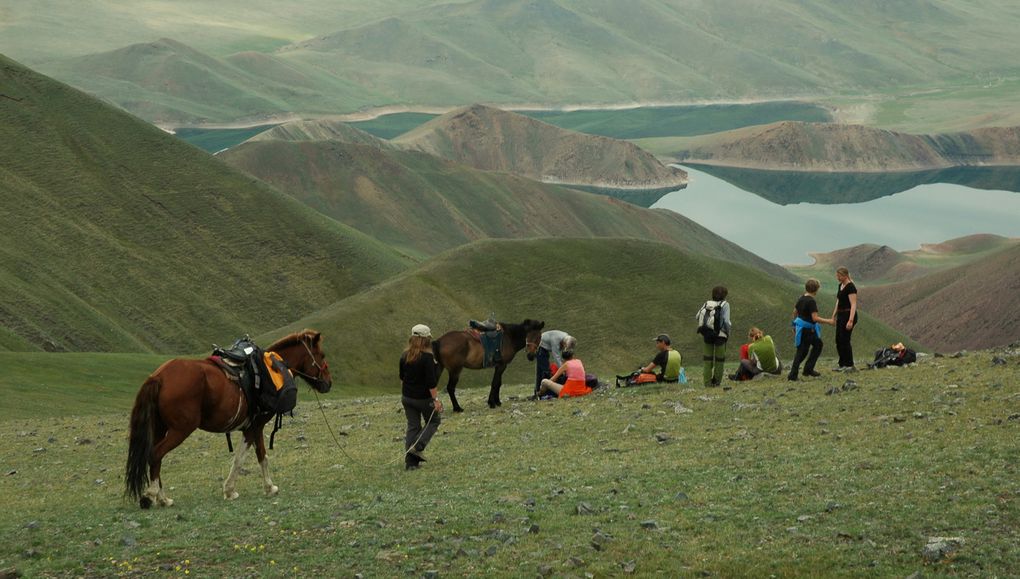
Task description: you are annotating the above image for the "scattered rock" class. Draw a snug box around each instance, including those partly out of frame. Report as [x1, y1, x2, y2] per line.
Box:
[1008, 413, 1020, 421]
[654, 432, 671, 443]
[621, 560, 637, 574]
[913, 412, 926, 419]
[786, 527, 799, 534]
[423, 571, 439, 579]
[950, 351, 967, 358]
[32, 448, 45, 454]
[892, 416, 907, 423]
[5, 470, 15, 476]
[528, 524, 540, 534]
[825, 502, 842, 512]
[991, 357, 1007, 366]
[591, 530, 611, 551]
[796, 515, 814, 523]
[640, 520, 659, 529]
[576, 502, 594, 515]
[538, 564, 553, 577]
[74, 437, 92, 445]
[566, 556, 585, 568]
[622, 424, 634, 434]
[904, 572, 922, 579]
[492, 512, 505, 523]
[674, 491, 690, 502]
[23, 521, 38, 530]
[841, 380, 858, 392]
[121, 536, 137, 548]
[124, 520, 140, 529]
[641, 404, 652, 410]
[825, 387, 840, 396]
[21, 549, 39, 560]
[923, 536, 964, 563]
[524, 498, 536, 508]
[0, 566, 21, 579]
[94, 479, 105, 485]
[674, 402, 693, 414]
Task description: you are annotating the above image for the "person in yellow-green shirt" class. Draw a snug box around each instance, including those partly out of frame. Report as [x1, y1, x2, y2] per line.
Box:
[640, 334, 683, 383]
[730, 327, 782, 381]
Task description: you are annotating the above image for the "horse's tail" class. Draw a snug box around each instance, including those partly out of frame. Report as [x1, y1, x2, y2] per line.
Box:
[125, 374, 161, 505]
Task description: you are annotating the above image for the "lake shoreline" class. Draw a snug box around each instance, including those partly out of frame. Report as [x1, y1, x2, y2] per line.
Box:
[671, 159, 1020, 174]
[159, 96, 830, 131]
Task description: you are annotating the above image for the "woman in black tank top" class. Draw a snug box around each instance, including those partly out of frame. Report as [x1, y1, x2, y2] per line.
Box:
[832, 267, 859, 369]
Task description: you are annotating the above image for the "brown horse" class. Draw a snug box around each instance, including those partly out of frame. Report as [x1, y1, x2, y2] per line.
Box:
[125, 330, 331, 508]
[433, 319, 544, 412]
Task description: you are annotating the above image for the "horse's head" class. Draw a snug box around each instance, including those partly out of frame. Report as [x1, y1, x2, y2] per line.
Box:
[521, 318, 545, 359]
[271, 329, 332, 393]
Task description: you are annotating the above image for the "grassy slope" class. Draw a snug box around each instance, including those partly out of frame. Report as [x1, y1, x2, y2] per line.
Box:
[219, 137, 783, 276]
[864, 244, 1020, 352]
[6, 1, 1020, 126]
[262, 238, 908, 392]
[1, 351, 1017, 576]
[394, 104, 687, 188]
[636, 122, 1020, 172]
[0, 54, 409, 353]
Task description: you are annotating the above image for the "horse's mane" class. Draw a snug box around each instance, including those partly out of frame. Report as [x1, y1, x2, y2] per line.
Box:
[266, 329, 316, 352]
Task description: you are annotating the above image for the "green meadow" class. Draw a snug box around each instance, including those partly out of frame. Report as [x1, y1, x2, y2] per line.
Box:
[2, 351, 1017, 576]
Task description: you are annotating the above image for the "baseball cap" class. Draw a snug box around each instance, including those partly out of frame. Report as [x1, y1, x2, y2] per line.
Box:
[411, 324, 432, 338]
[654, 334, 671, 344]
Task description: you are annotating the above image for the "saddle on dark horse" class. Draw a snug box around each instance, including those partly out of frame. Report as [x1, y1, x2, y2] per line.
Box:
[468, 320, 502, 368]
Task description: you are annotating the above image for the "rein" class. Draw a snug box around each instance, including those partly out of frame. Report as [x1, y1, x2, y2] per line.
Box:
[312, 389, 437, 468]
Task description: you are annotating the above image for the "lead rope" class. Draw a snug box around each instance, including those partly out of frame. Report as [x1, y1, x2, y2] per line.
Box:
[312, 389, 437, 468]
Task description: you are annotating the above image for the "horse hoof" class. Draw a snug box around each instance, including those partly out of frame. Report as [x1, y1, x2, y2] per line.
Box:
[225, 491, 239, 501]
[453, 407, 464, 413]
[139, 497, 153, 509]
[266, 485, 279, 496]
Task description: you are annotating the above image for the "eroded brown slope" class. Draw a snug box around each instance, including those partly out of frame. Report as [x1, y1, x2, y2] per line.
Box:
[865, 244, 1020, 352]
[394, 104, 687, 189]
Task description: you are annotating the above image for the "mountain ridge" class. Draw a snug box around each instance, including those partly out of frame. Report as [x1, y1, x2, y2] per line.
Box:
[394, 104, 688, 189]
[639, 122, 1020, 172]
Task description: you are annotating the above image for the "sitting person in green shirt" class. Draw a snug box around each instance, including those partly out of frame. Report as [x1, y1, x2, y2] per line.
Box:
[640, 334, 683, 383]
[731, 327, 782, 381]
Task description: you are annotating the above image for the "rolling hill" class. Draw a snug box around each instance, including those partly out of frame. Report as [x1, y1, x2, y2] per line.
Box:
[0, 54, 409, 353]
[246, 119, 395, 149]
[638, 122, 1020, 172]
[864, 243, 1020, 352]
[261, 238, 911, 392]
[7, 1, 1020, 126]
[219, 133, 784, 278]
[394, 104, 687, 189]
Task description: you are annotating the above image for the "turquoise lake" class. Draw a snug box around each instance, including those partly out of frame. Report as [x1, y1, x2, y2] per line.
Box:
[653, 165, 1020, 265]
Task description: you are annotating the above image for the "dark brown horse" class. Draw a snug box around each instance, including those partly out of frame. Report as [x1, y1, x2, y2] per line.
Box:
[433, 319, 544, 412]
[125, 330, 331, 508]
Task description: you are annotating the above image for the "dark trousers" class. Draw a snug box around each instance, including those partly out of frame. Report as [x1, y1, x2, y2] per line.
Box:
[534, 347, 551, 395]
[835, 314, 856, 367]
[402, 396, 441, 453]
[788, 330, 822, 378]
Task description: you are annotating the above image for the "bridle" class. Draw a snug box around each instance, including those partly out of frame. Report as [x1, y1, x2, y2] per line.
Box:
[290, 338, 329, 388]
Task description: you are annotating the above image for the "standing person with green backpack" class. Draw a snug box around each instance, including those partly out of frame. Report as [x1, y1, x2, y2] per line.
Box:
[696, 286, 731, 387]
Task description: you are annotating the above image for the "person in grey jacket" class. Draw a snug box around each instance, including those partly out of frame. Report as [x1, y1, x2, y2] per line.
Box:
[530, 329, 576, 397]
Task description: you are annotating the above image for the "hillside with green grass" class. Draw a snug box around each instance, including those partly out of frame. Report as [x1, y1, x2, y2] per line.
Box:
[3, 345, 1017, 576]
[220, 136, 780, 275]
[7, 1, 1020, 127]
[0, 54, 409, 354]
[638, 122, 1020, 172]
[394, 104, 687, 189]
[261, 238, 909, 393]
